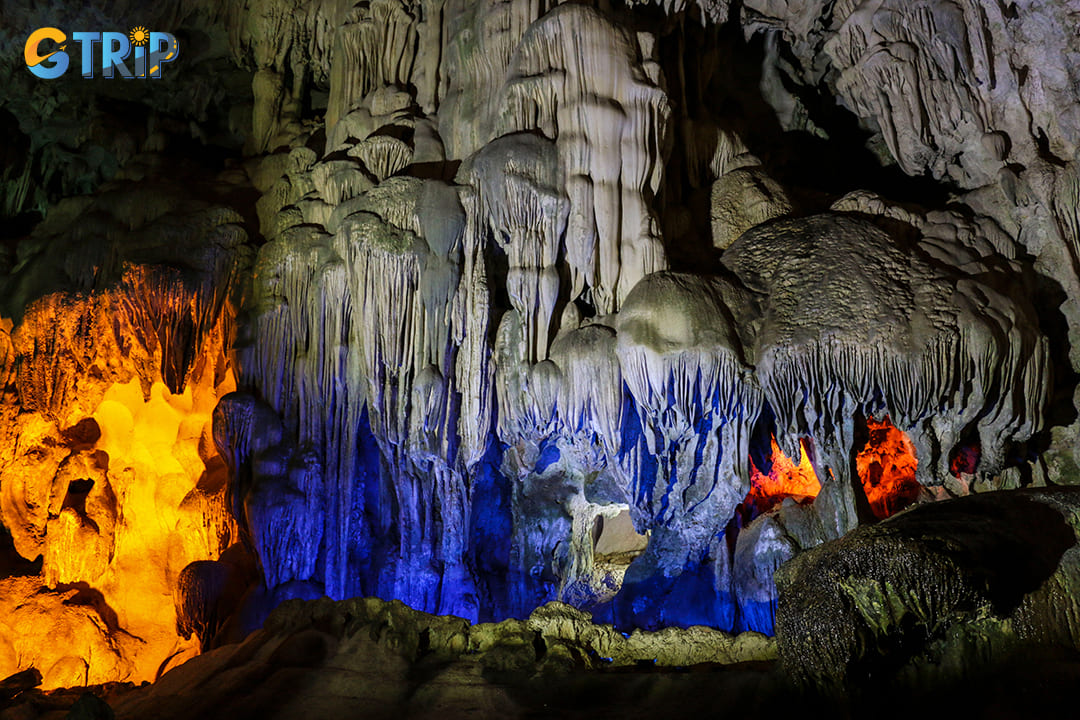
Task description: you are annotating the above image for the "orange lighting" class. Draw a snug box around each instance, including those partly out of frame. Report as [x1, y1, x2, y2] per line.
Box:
[0, 288, 237, 689]
[745, 435, 821, 517]
[856, 416, 922, 520]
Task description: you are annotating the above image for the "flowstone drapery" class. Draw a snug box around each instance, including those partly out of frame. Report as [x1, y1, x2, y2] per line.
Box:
[225, 0, 1051, 636]
[1, 0, 1077, 691]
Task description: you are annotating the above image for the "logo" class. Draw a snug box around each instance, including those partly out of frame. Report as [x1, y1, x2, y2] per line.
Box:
[25, 27, 179, 80]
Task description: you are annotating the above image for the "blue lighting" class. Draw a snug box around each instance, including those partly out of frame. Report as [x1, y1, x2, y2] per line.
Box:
[240, 396, 781, 637]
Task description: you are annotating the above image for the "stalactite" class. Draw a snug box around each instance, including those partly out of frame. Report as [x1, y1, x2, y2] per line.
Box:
[467, 132, 567, 363]
[713, 212, 1048, 546]
[326, 1, 421, 133]
[496, 3, 672, 314]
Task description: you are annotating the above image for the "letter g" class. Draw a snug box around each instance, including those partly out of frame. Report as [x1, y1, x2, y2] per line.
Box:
[25, 27, 69, 79]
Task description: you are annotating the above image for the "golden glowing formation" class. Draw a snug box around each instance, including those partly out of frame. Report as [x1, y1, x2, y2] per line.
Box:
[746, 436, 821, 516]
[0, 281, 237, 689]
[856, 416, 922, 520]
[129, 27, 149, 46]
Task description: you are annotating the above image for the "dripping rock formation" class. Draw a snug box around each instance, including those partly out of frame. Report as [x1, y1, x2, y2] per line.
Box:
[1, 0, 1080, 712]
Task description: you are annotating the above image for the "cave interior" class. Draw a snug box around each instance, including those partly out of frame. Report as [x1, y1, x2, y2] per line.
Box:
[3, 0, 1080, 717]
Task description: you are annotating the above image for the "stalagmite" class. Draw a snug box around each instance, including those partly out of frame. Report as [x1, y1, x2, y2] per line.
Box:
[709, 166, 793, 250]
[613, 272, 763, 625]
[733, 513, 797, 634]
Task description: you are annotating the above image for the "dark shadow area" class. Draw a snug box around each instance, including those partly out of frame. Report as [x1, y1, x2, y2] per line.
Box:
[1027, 269, 1080, 460]
[747, 403, 778, 477]
[882, 489, 1076, 615]
[848, 408, 878, 525]
[0, 108, 40, 242]
[494, 659, 823, 720]
[657, 9, 959, 274]
[0, 523, 41, 579]
[840, 643, 1080, 720]
[0, 668, 42, 706]
[53, 582, 124, 635]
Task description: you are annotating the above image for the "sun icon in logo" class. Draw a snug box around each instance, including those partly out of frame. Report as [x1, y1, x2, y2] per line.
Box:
[129, 26, 149, 46]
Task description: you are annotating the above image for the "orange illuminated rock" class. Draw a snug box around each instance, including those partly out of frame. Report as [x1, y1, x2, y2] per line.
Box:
[856, 416, 922, 520]
[0, 223, 246, 689]
[0, 175, 251, 689]
[746, 436, 821, 517]
[0, 577, 134, 688]
[0, 311, 240, 688]
[42, 451, 116, 587]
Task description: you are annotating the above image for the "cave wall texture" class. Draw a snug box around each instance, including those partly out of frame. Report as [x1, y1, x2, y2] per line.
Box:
[1, 0, 1080, 690]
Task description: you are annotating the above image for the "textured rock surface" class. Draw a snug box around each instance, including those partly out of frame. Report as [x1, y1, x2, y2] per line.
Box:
[107, 596, 777, 720]
[0, 165, 254, 685]
[8, 590, 1080, 719]
[776, 487, 1080, 693]
[1, 0, 1080, 698]
[742, 0, 1080, 481]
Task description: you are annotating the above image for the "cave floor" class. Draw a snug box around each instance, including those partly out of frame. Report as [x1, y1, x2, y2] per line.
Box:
[5, 654, 1080, 720]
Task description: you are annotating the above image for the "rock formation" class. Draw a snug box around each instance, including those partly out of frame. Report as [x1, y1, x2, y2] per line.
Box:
[776, 487, 1080, 694]
[1, 0, 1079, 699]
[112, 596, 777, 720]
[0, 164, 251, 686]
